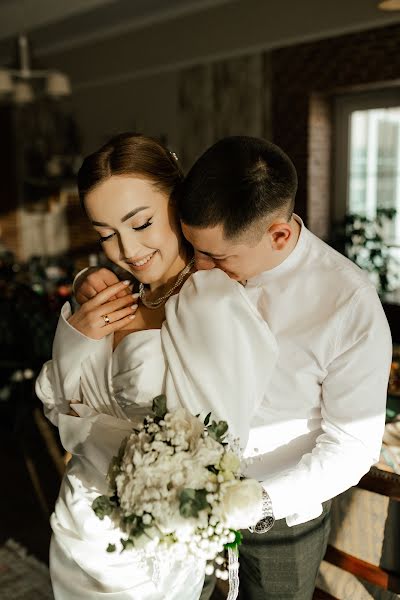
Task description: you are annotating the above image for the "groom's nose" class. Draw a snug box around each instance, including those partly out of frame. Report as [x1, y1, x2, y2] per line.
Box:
[194, 252, 215, 271]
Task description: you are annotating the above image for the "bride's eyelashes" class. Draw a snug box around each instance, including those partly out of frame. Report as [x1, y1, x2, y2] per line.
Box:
[99, 219, 153, 243]
[133, 219, 153, 231]
[99, 233, 114, 243]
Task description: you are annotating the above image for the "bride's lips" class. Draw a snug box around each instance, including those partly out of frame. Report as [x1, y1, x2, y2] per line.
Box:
[126, 251, 157, 272]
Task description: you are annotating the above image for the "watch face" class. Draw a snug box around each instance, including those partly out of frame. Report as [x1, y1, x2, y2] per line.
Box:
[252, 516, 275, 534]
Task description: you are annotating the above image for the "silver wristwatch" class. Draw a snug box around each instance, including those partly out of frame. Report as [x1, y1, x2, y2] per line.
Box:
[248, 489, 275, 534]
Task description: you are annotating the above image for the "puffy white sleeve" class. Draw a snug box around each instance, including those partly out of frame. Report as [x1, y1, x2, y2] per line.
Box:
[161, 270, 278, 449]
[35, 302, 107, 426]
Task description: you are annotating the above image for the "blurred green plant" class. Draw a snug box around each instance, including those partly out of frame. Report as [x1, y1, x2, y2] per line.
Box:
[331, 208, 399, 296]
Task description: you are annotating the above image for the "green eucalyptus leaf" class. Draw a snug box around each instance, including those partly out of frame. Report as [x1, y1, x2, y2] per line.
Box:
[92, 495, 115, 520]
[208, 420, 228, 442]
[107, 437, 128, 489]
[204, 412, 211, 426]
[121, 537, 135, 551]
[152, 394, 168, 419]
[179, 488, 209, 518]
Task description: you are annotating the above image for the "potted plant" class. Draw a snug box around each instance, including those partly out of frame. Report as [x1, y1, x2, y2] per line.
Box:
[331, 208, 399, 297]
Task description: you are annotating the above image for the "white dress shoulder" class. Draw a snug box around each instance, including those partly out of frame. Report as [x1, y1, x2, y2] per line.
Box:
[36, 270, 278, 600]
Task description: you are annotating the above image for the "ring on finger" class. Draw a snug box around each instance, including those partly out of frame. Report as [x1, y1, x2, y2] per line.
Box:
[102, 314, 111, 325]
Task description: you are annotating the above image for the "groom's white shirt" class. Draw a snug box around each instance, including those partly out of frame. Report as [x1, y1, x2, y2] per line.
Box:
[243, 216, 392, 526]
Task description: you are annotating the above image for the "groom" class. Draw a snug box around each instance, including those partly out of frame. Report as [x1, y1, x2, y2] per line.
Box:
[74, 136, 391, 599]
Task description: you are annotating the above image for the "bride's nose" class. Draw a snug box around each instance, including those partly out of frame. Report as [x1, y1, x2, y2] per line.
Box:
[118, 230, 142, 261]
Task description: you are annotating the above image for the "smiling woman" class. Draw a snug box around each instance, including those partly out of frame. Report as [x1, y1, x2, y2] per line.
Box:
[65, 133, 197, 343]
[84, 176, 187, 287]
[77, 133, 191, 291]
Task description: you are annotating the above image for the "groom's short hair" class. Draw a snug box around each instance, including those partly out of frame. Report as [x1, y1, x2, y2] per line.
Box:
[179, 136, 298, 239]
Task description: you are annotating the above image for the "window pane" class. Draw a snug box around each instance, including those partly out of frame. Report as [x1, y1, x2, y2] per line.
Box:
[348, 107, 400, 243]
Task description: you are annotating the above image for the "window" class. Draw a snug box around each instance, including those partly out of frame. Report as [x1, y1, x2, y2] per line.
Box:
[334, 89, 400, 245]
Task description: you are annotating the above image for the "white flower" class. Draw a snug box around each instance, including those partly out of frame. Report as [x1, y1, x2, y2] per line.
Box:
[159, 511, 197, 539]
[171, 471, 185, 486]
[183, 463, 212, 490]
[142, 514, 152, 525]
[220, 470, 235, 481]
[219, 451, 241, 474]
[217, 479, 263, 529]
[195, 435, 224, 468]
[166, 408, 204, 449]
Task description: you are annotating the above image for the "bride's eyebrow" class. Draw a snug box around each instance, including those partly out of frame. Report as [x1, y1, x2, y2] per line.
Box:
[91, 206, 150, 227]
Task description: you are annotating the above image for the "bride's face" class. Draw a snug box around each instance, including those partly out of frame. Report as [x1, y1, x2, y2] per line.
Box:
[84, 175, 185, 285]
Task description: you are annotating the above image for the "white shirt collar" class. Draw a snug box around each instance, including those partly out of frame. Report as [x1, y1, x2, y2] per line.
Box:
[246, 214, 309, 287]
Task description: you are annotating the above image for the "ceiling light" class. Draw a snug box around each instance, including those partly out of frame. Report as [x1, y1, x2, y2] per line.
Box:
[14, 80, 34, 104]
[46, 72, 71, 97]
[0, 69, 13, 94]
[0, 34, 71, 103]
[378, 0, 400, 10]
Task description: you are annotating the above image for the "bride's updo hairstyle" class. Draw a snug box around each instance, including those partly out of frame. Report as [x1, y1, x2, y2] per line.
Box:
[77, 132, 184, 206]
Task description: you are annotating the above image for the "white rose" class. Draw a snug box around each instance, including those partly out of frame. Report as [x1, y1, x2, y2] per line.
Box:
[218, 479, 263, 529]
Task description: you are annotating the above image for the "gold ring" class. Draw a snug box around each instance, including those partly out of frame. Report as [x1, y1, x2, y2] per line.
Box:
[102, 314, 110, 325]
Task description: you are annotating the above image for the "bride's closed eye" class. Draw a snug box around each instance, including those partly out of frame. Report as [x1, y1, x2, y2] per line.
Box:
[132, 219, 152, 231]
[99, 233, 114, 243]
[99, 219, 153, 243]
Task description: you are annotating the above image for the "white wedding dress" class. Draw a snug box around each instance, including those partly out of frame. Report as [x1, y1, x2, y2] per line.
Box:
[36, 270, 277, 600]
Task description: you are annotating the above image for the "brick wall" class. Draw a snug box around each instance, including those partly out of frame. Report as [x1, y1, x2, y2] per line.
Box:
[271, 23, 400, 237]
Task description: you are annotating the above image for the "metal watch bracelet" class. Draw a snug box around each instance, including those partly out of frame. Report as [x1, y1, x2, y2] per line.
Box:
[248, 489, 275, 534]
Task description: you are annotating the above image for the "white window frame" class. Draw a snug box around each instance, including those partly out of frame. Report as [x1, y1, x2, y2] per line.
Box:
[333, 88, 400, 231]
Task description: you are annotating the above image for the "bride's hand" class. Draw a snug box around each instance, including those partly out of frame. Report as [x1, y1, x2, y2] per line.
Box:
[68, 281, 139, 339]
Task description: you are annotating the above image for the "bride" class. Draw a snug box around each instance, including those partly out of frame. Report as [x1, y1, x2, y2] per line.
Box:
[36, 133, 278, 600]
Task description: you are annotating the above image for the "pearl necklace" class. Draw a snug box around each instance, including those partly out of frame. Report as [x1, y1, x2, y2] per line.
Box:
[139, 257, 195, 310]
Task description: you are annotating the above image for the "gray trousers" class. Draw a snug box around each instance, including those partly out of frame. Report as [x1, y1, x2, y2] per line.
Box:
[201, 501, 331, 600]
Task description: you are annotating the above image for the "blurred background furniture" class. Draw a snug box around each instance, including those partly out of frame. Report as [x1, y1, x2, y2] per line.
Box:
[314, 467, 400, 600]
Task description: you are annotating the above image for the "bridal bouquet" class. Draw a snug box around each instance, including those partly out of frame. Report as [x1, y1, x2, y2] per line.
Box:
[92, 395, 263, 588]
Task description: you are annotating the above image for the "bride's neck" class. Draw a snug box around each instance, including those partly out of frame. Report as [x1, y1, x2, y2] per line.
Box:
[147, 250, 192, 294]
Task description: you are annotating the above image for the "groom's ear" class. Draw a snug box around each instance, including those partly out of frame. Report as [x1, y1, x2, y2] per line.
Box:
[268, 222, 292, 250]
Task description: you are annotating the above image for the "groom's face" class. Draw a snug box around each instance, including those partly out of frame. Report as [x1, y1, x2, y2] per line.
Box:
[181, 222, 272, 281]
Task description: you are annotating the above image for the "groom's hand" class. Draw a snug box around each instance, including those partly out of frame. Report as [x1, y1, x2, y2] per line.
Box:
[68, 400, 81, 417]
[75, 267, 130, 304]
